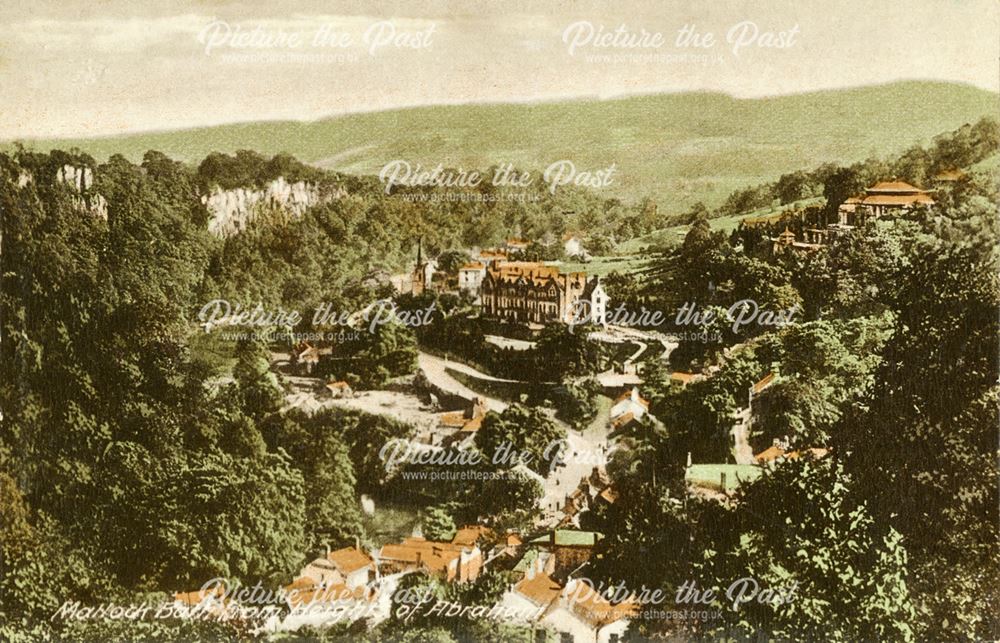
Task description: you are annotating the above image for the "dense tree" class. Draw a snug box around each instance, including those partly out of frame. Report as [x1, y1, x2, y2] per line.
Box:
[475, 405, 566, 476]
[699, 458, 916, 641]
[421, 504, 458, 542]
[839, 200, 999, 639]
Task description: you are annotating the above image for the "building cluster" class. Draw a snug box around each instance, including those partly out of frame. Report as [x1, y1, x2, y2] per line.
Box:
[411, 237, 609, 327]
[173, 525, 639, 642]
[770, 179, 938, 253]
[684, 371, 829, 498]
[559, 467, 618, 528]
[501, 529, 638, 643]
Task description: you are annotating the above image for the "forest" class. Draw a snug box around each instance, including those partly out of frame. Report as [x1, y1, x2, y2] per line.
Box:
[1, 115, 997, 641]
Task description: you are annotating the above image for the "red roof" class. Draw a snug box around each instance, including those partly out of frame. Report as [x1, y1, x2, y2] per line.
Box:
[752, 373, 775, 395]
[614, 388, 650, 408]
[515, 572, 563, 607]
[327, 547, 372, 574]
[866, 181, 927, 194]
[378, 537, 479, 578]
[611, 411, 635, 430]
[452, 525, 491, 547]
[861, 193, 934, 206]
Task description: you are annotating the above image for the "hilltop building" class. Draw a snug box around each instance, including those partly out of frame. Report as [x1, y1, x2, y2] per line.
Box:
[838, 180, 935, 225]
[770, 227, 825, 254]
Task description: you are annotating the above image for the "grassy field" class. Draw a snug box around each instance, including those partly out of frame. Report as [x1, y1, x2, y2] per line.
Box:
[617, 196, 824, 253]
[557, 254, 652, 276]
[971, 151, 1000, 174]
[8, 81, 995, 213]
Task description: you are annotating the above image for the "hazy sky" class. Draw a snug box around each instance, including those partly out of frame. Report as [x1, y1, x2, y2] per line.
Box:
[1, 0, 997, 139]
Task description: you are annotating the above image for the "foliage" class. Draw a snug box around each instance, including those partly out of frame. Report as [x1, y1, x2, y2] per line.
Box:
[421, 504, 458, 542]
[698, 458, 916, 641]
[476, 404, 566, 476]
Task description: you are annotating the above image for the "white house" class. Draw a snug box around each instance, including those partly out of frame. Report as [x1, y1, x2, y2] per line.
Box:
[458, 261, 487, 297]
[501, 559, 636, 643]
[610, 388, 649, 426]
[563, 234, 586, 258]
[297, 546, 374, 590]
[584, 278, 609, 326]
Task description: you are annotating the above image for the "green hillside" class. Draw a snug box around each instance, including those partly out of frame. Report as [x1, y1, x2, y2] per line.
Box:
[7, 81, 996, 213]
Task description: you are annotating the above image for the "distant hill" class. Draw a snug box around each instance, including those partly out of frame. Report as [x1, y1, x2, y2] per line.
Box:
[7, 81, 996, 213]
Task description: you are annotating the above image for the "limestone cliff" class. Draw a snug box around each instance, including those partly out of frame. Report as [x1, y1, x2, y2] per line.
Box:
[202, 176, 345, 237]
[55, 164, 108, 221]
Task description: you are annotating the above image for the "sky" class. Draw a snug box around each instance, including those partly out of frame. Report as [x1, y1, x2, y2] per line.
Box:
[0, 0, 997, 139]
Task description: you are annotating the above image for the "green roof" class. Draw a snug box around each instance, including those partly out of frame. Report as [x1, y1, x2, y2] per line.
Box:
[512, 548, 538, 573]
[529, 529, 604, 547]
[685, 464, 762, 491]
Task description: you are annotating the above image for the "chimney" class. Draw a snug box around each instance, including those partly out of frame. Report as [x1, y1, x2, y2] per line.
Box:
[355, 536, 361, 552]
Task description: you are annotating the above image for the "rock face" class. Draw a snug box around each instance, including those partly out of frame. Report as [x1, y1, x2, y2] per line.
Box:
[55, 164, 108, 221]
[203, 176, 344, 237]
[57, 164, 93, 192]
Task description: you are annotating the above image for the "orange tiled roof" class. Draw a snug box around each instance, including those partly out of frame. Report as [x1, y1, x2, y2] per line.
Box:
[614, 388, 650, 408]
[861, 193, 934, 206]
[326, 381, 351, 390]
[439, 411, 484, 432]
[174, 585, 226, 607]
[599, 487, 618, 504]
[459, 416, 483, 432]
[611, 411, 635, 430]
[327, 547, 373, 574]
[752, 373, 775, 395]
[866, 181, 927, 194]
[439, 410, 468, 428]
[755, 446, 829, 463]
[754, 445, 785, 463]
[460, 262, 485, 270]
[452, 525, 491, 547]
[515, 572, 563, 608]
[379, 537, 474, 575]
[671, 372, 699, 384]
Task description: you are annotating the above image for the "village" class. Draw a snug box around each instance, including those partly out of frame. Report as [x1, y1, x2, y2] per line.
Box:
[170, 175, 941, 641]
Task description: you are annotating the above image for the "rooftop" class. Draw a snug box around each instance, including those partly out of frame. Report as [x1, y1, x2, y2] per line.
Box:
[685, 464, 762, 491]
[514, 571, 562, 608]
[529, 529, 604, 547]
[327, 546, 373, 574]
